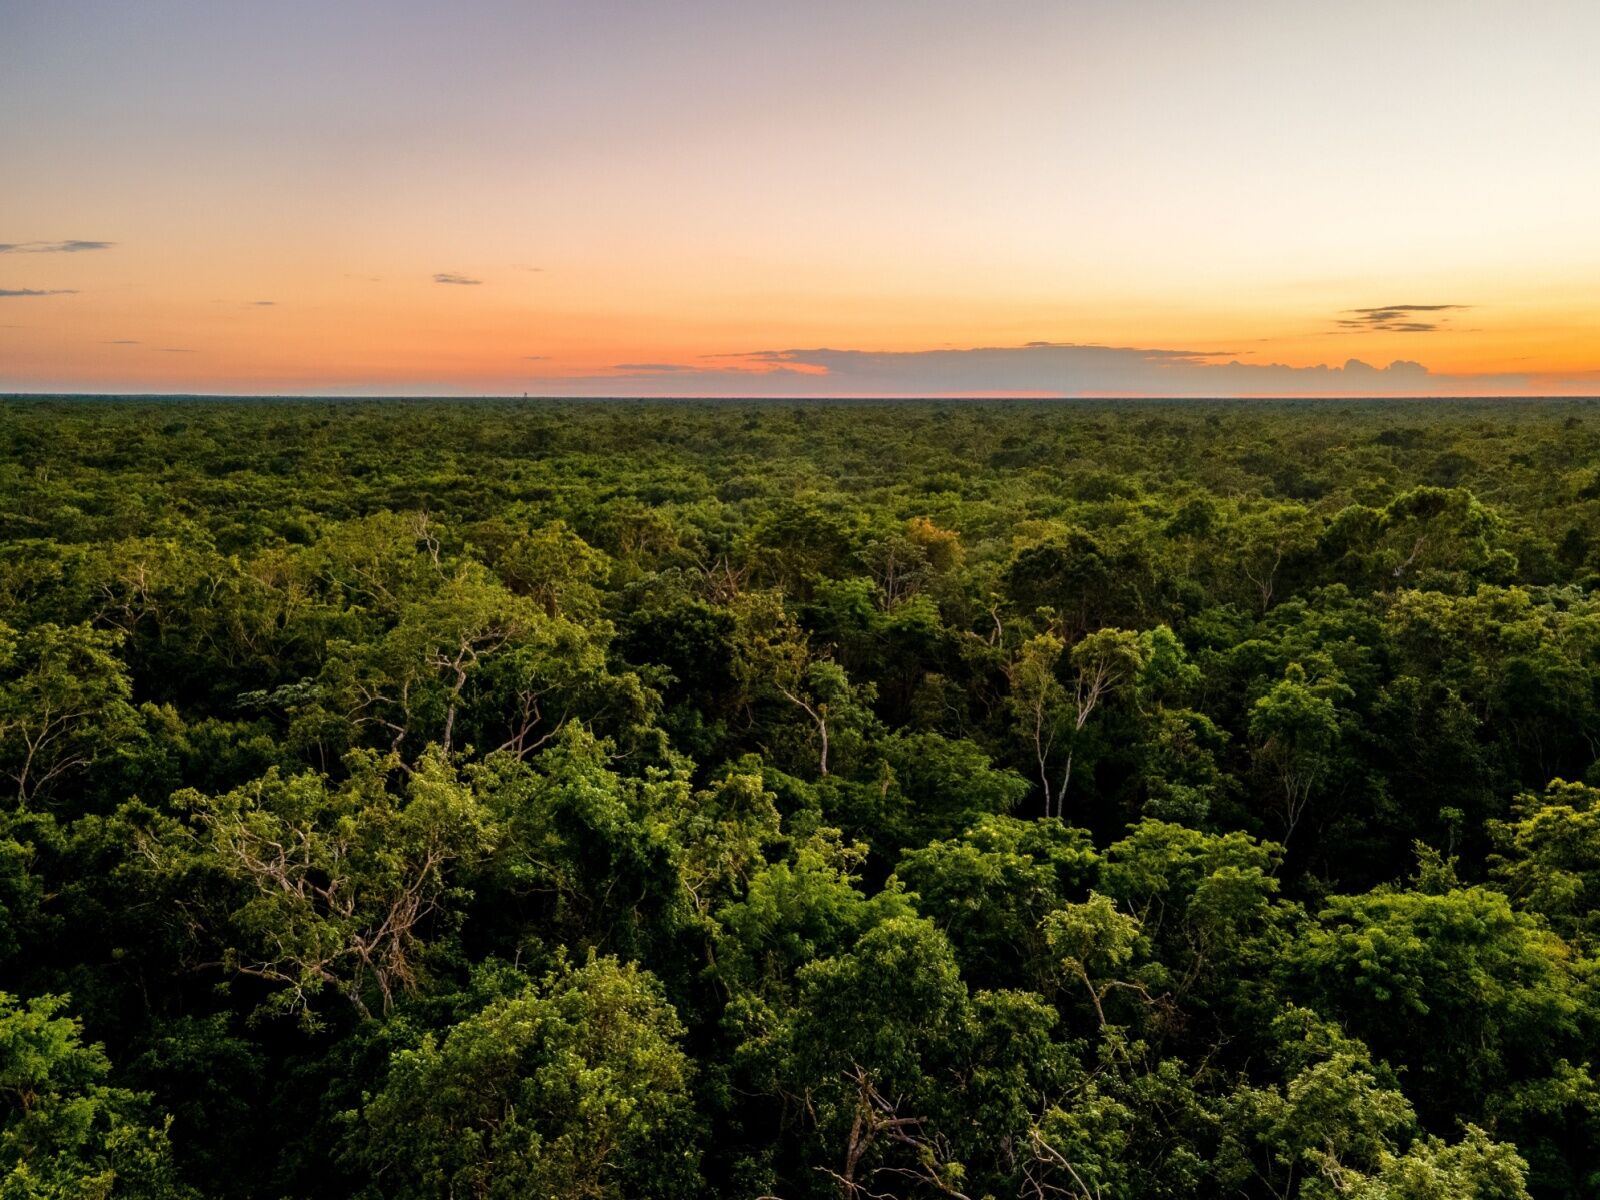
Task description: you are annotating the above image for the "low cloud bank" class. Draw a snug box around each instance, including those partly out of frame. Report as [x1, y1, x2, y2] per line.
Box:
[525, 342, 1540, 398]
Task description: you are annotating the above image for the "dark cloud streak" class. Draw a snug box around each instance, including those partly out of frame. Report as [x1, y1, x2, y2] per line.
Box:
[1350, 304, 1464, 313]
[1336, 303, 1469, 333]
[433, 273, 482, 285]
[0, 240, 115, 254]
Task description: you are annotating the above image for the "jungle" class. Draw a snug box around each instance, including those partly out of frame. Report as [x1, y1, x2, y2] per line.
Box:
[2, 396, 1599, 1199]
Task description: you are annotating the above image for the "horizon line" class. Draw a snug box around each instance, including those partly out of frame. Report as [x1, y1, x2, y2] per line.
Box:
[6, 392, 1600, 403]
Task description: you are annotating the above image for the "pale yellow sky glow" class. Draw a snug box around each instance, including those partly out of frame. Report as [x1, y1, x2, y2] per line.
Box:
[3, 1, 1598, 395]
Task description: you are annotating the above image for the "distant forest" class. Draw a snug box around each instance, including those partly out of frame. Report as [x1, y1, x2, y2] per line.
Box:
[3, 396, 1599, 1199]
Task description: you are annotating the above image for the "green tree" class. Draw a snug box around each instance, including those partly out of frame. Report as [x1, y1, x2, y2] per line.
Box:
[352, 958, 701, 1200]
[1043, 892, 1144, 1032]
[1489, 779, 1600, 945]
[1288, 880, 1584, 1123]
[475, 726, 688, 963]
[0, 623, 138, 807]
[1248, 663, 1352, 846]
[139, 752, 496, 1023]
[0, 992, 195, 1200]
[895, 814, 1096, 988]
[1007, 628, 1146, 818]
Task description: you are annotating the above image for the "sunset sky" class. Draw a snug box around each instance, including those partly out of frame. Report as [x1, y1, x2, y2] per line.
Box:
[3, 0, 1599, 396]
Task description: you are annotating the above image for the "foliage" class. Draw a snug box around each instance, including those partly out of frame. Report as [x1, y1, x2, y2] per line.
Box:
[350, 957, 701, 1200]
[6, 395, 1600, 1197]
[0, 992, 194, 1199]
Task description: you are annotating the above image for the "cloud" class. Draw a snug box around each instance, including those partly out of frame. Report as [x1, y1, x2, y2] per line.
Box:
[518, 340, 1533, 398]
[1336, 303, 1468, 333]
[159, 347, 195, 353]
[433, 272, 481, 285]
[522, 354, 548, 360]
[106, 339, 141, 344]
[0, 240, 114, 254]
[1349, 303, 1463, 312]
[0, 288, 78, 297]
[249, 299, 276, 306]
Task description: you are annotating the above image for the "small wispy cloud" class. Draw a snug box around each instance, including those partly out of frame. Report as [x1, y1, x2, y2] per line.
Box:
[1336, 304, 1468, 333]
[159, 347, 195, 353]
[522, 354, 548, 361]
[614, 362, 693, 372]
[249, 299, 276, 306]
[433, 272, 481, 285]
[0, 240, 115, 254]
[106, 339, 141, 344]
[0, 288, 78, 297]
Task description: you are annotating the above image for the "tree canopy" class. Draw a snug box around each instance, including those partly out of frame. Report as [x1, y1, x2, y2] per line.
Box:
[4, 395, 1600, 1197]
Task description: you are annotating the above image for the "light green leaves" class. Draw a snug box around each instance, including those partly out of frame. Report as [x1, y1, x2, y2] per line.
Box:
[352, 957, 701, 1200]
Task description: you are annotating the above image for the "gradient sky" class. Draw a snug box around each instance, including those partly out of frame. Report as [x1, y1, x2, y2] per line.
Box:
[3, 0, 1599, 396]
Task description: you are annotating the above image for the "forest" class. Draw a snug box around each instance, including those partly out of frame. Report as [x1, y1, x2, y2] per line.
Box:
[3, 395, 1600, 1199]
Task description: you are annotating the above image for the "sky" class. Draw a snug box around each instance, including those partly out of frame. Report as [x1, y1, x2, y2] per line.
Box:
[3, 0, 1599, 397]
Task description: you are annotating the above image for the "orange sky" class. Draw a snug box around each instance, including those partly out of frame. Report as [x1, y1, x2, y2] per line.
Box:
[4, 1, 1599, 396]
